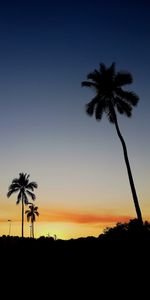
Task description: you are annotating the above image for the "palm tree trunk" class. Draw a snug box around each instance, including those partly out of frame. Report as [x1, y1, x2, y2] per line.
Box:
[32, 221, 34, 238]
[113, 113, 143, 224]
[22, 197, 24, 238]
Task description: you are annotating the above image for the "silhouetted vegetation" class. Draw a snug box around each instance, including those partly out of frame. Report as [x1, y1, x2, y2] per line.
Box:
[7, 173, 38, 237]
[1, 219, 150, 257]
[1, 219, 149, 295]
[82, 63, 143, 224]
[25, 203, 39, 238]
[100, 218, 150, 241]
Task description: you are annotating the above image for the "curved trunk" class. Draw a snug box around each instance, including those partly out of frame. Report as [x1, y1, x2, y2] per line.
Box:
[30, 223, 32, 238]
[112, 111, 143, 224]
[22, 197, 24, 238]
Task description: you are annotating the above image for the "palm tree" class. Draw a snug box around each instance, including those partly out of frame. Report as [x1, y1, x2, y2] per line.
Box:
[25, 204, 39, 238]
[82, 62, 143, 225]
[7, 173, 38, 237]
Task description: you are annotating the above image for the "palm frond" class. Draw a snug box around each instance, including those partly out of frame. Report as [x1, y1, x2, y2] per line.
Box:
[28, 205, 34, 210]
[26, 182, 38, 190]
[95, 103, 104, 120]
[25, 184, 33, 191]
[7, 188, 19, 198]
[99, 63, 106, 74]
[26, 190, 36, 201]
[108, 62, 116, 80]
[16, 198, 21, 205]
[81, 81, 98, 88]
[116, 89, 139, 106]
[16, 191, 22, 204]
[26, 214, 31, 222]
[107, 111, 115, 123]
[18, 173, 30, 186]
[12, 178, 20, 184]
[16, 190, 23, 204]
[86, 98, 98, 116]
[87, 70, 101, 83]
[34, 206, 39, 211]
[8, 183, 20, 191]
[116, 100, 132, 117]
[106, 103, 116, 123]
[115, 72, 133, 86]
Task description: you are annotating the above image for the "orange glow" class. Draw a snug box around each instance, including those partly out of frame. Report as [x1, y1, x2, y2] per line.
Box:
[1, 201, 150, 239]
[39, 207, 131, 224]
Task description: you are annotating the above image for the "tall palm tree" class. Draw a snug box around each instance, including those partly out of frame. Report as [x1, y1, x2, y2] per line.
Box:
[7, 173, 38, 237]
[82, 62, 143, 224]
[25, 204, 39, 238]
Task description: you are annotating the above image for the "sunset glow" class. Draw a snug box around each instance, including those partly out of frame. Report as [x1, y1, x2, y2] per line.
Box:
[0, 1, 150, 239]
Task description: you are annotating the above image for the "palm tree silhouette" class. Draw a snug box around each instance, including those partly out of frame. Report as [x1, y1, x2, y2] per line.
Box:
[7, 173, 38, 237]
[25, 204, 39, 238]
[82, 62, 143, 224]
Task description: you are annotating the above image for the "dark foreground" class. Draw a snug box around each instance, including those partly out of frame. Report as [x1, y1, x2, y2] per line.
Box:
[1, 219, 150, 296]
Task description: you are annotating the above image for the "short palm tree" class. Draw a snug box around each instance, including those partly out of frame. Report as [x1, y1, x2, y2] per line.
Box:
[7, 173, 38, 237]
[82, 62, 143, 224]
[25, 204, 39, 238]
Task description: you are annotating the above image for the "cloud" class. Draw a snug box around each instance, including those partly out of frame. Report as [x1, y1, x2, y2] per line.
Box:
[39, 208, 132, 224]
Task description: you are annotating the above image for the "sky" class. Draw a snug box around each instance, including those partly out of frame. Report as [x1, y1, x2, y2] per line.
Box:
[0, 0, 150, 239]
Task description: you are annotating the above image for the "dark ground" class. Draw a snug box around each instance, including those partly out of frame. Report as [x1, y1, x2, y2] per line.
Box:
[1, 219, 149, 297]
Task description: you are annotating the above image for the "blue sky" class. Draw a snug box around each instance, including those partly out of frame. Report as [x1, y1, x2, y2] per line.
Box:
[0, 0, 150, 238]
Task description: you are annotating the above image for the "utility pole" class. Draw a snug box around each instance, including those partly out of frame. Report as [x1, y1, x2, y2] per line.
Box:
[8, 220, 12, 236]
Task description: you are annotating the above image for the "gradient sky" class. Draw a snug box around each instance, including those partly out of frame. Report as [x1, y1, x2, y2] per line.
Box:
[0, 0, 150, 239]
